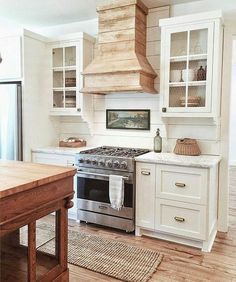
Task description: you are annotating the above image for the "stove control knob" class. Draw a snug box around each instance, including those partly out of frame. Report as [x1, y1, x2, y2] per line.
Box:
[120, 161, 128, 169]
[99, 159, 105, 167]
[78, 158, 84, 163]
[106, 160, 113, 168]
[92, 159, 98, 165]
[85, 158, 91, 164]
[113, 160, 120, 168]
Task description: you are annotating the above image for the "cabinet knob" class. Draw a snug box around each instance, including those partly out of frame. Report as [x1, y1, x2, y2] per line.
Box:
[77, 108, 81, 112]
[174, 216, 185, 222]
[162, 107, 167, 113]
[141, 171, 150, 176]
[0, 53, 2, 64]
[175, 182, 186, 188]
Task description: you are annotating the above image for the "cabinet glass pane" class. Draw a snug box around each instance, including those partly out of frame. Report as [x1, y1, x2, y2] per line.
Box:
[53, 71, 63, 88]
[36, 215, 59, 280]
[1, 227, 29, 281]
[189, 29, 208, 55]
[65, 70, 76, 88]
[188, 86, 206, 107]
[53, 48, 63, 67]
[65, 46, 76, 67]
[65, 91, 76, 108]
[169, 86, 186, 107]
[169, 61, 186, 83]
[53, 91, 64, 108]
[170, 32, 188, 57]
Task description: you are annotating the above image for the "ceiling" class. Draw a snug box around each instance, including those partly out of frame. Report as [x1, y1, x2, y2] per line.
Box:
[0, 0, 201, 28]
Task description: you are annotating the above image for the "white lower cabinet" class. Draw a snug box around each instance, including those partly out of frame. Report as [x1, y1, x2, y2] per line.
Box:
[136, 162, 219, 252]
[156, 199, 206, 240]
[32, 152, 77, 220]
[136, 163, 156, 229]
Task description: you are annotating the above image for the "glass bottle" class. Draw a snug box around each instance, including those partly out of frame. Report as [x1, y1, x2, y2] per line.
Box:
[154, 128, 162, 153]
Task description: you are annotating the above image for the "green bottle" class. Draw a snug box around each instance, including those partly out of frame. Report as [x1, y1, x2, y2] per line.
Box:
[154, 128, 162, 153]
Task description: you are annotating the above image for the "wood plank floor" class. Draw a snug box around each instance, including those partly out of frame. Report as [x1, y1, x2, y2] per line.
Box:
[68, 168, 236, 282]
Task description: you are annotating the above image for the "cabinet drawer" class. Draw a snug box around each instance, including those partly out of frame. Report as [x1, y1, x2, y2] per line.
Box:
[155, 199, 206, 240]
[32, 152, 75, 167]
[156, 165, 208, 205]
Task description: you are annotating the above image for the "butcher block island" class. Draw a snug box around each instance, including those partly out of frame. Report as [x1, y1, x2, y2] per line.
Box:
[0, 160, 76, 281]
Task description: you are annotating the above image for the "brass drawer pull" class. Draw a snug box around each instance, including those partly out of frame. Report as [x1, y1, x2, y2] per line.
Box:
[175, 182, 186, 188]
[141, 171, 150, 176]
[99, 205, 108, 210]
[174, 216, 185, 222]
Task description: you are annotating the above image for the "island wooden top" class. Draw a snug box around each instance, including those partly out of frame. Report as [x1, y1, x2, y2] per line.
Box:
[0, 160, 76, 199]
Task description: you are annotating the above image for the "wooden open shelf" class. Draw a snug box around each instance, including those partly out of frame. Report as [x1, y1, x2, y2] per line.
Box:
[0, 244, 58, 281]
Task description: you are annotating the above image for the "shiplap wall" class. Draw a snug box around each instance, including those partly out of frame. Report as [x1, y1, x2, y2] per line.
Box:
[59, 6, 220, 155]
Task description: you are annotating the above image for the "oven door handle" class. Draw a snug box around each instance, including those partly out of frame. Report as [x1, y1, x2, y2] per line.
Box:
[77, 169, 129, 180]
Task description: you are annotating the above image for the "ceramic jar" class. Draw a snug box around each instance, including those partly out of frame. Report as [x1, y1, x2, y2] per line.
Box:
[182, 69, 195, 82]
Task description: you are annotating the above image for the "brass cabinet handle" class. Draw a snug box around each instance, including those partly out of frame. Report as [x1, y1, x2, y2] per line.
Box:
[141, 171, 150, 176]
[175, 182, 186, 188]
[99, 205, 108, 210]
[174, 216, 185, 222]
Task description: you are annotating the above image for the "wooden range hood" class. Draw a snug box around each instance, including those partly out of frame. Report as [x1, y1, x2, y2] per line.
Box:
[81, 0, 157, 94]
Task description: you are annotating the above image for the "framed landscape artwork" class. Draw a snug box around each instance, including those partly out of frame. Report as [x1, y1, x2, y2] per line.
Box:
[106, 109, 150, 130]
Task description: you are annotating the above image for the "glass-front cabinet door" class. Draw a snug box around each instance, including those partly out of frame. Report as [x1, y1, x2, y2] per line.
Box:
[52, 44, 80, 114]
[162, 22, 214, 115]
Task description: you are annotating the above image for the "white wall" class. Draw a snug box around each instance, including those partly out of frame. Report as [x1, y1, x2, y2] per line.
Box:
[229, 39, 236, 166]
[170, 0, 236, 22]
[32, 18, 98, 38]
[23, 34, 60, 161]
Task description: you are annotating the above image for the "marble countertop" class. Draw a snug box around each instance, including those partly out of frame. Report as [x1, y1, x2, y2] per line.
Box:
[135, 152, 221, 168]
[32, 146, 93, 156]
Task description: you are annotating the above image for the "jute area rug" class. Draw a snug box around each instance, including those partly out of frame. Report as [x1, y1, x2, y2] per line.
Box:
[22, 222, 163, 282]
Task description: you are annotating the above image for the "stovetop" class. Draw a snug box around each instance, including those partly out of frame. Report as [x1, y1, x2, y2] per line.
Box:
[80, 146, 149, 158]
[76, 146, 150, 172]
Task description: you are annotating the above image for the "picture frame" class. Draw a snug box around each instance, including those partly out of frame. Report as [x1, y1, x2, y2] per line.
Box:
[106, 109, 150, 130]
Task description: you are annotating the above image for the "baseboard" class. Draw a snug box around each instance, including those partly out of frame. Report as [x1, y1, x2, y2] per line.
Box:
[229, 160, 236, 167]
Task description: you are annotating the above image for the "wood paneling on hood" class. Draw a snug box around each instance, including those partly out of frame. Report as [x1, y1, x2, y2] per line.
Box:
[81, 0, 157, 94]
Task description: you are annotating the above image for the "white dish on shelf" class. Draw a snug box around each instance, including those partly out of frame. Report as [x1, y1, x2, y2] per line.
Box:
[170, 70, 181, 82]
[182, 69, 195, 81]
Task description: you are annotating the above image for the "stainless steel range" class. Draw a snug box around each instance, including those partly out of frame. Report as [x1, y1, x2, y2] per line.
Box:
[75, 146, 149, 232]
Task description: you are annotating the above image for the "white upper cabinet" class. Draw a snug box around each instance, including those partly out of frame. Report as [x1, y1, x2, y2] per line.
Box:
[0, 36, 22, 81]
[48, 33, 95, 118]
[160, 11, 223, 118]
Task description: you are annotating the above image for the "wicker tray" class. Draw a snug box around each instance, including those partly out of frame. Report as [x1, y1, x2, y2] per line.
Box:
[59, 140, 86, 148]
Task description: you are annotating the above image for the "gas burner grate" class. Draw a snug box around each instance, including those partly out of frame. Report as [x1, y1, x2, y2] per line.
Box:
[80, 146, 149, 158]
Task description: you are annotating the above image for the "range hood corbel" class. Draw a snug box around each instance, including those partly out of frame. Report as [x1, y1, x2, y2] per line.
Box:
[81, 0, 157, 95]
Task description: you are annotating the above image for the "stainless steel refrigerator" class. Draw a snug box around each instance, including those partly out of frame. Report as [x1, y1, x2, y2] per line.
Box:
[0, 83, 22, 160]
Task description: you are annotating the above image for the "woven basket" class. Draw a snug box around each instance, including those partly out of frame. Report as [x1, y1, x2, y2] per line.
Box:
[174, 138, 201, 156]
[59, 140, 86, 148]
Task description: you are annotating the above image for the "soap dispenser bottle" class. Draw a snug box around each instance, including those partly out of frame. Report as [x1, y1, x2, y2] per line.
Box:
[154, 128, 162, 153]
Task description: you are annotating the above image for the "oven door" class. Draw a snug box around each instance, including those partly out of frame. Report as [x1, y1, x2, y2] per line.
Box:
[77, 168, 134, 219]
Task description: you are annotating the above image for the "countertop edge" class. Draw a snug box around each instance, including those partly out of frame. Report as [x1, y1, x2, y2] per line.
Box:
[31, 146, 92, 156]
[135, 153, 221, 168]
[0, 161, 77, 199]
